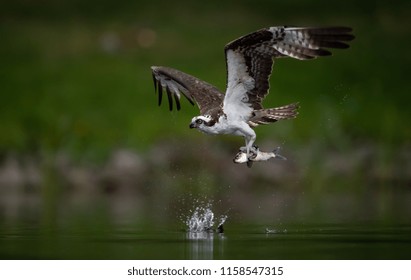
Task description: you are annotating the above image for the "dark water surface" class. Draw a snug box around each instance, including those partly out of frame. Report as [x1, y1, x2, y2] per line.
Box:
[1, 224, 410, 259]
[1, 184, 411, 260]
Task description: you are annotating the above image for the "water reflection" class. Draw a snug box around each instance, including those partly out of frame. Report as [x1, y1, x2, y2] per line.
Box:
[186, 232, 225, 260]
[184, 200, 227, 259]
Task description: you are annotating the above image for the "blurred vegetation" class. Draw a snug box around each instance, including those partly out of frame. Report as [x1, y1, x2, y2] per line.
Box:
[1, 0, 410, 156]
[0, 0, 411, 230]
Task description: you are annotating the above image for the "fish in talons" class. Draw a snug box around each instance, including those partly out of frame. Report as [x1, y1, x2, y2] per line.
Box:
[233, 145, 287, 167]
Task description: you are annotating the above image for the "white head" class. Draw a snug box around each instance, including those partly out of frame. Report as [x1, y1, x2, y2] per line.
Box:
[189, 115, 213, 130]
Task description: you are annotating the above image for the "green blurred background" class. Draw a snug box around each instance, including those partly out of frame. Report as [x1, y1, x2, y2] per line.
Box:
[0, 0, 410, 235]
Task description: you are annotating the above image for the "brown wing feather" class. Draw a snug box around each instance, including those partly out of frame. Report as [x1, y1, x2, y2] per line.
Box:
[151, 66, 224, 115]
[224, 26, 354, 111]
[225, 29, 279, 111]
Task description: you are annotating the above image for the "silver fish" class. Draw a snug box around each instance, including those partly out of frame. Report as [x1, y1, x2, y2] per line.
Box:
[233, 147, 287, 166]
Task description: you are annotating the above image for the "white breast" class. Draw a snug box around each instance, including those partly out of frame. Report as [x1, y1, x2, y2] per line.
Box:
[198, 115, 247, 136]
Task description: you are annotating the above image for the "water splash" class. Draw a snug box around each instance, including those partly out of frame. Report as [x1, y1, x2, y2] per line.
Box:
[185, 202, 227, 233]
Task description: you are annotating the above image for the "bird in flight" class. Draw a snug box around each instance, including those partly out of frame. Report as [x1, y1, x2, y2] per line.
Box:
[151, 26, 354, 166]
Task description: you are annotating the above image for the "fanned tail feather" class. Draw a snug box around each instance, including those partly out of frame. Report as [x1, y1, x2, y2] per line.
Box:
[248, 103, 299, 127]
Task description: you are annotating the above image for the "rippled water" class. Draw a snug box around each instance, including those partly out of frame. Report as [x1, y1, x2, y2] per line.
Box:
[1, 190, 411, 260]
[1, 223, 411, 259]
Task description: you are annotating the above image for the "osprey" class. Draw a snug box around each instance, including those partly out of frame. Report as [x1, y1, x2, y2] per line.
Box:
[151, 26, 354, 165]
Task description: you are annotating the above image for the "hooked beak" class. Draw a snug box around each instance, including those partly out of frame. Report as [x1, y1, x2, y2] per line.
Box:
[189, 123, 196, 129]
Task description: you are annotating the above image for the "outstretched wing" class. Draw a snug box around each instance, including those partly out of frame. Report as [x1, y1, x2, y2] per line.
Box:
[223, 26, 354, 121]
[151, 66, 224, 115]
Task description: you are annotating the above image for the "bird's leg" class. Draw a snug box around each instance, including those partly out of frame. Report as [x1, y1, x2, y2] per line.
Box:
[245, 140, 257, 169]
[239, 144, 258, 153]
[244, 133, 257, 160]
